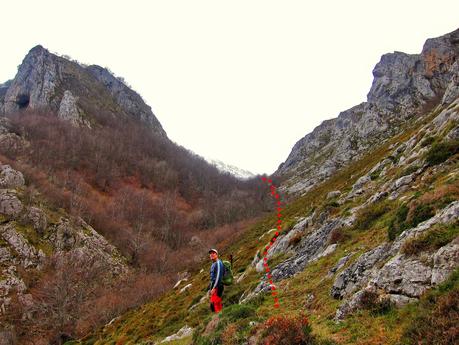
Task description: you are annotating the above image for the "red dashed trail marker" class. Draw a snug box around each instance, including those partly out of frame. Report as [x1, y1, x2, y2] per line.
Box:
[261, 177, 282, 308]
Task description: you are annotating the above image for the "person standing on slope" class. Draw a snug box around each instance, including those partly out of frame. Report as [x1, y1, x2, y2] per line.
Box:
[208, 248, 225, 313]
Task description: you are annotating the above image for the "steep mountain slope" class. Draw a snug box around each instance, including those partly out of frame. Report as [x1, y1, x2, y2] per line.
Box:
[77, 29, 459, 345]
[276, 28, 459, 196]
[0, 161, 128, 342]
[0, 46, 273, 343]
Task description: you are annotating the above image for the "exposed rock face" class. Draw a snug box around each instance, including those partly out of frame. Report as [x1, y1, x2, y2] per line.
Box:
[431, 238, 459, 285]
[332, 201, 459, 319]
[3, 45, 60, 113]
[276, 28, 459, 195]
[58, 90, 89, 127]
[0, 164, 25, 189]
[0, 80, 12, 115]
[442, 61, 459, 105]
[86, 65, 164, 131]
[158, 325, 193, 343]
[367, 52, 434, 111]
[0, 45, 166, 135]
[250, 217, 348, 296]
[22, 207, 47, 234]
[0, 190, 23, 218]
[1, 223, 45, 269]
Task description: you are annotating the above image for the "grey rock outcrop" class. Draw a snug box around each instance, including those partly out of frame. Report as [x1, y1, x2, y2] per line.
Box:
[86, 65, 164, 133]
[0, 190, 23, 218]
[3, 45, 59, 113]
[0, 80, 12, 115]
[332, 201, 459, 319]
[0, 165, 25, 189]
[1, 45, 166, 136]
[159, 325, 193, 343]
[1, 223, 45, 268]
[272, 219, 346, 281]
[331, 243, 393, 299]
[431, 238, 459, 285]
[442, 61, 459, 105]
[58, 90, 89, 127]
[374, 254, 432, 297]
[22, 207, 47, 234]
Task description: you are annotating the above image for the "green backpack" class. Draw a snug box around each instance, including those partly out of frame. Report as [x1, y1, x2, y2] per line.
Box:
[221, 260, 233, 286]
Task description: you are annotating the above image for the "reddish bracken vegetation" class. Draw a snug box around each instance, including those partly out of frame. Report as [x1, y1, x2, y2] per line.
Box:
[3, 110, 273, 267]
[257, 313, 317, 345]
[0, 109, 275, 342]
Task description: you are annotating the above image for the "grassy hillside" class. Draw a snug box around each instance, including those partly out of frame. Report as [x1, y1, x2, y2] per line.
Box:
[73, 101, 459, 344]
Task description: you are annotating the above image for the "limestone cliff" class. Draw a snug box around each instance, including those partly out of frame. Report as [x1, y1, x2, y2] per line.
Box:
[276, 28, 459, 195]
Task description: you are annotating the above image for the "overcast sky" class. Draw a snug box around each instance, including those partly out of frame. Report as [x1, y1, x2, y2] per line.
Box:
[1, 1, 459, 174]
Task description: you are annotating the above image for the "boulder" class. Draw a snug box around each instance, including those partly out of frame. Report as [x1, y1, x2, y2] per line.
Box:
[431, 238, 459, 285]
[22, 207, 47, 234]
[372, 255, 432, 297]
[331, 243, 393, 299]
[160, 325, 193, 343]
[0, 165, 25, 189]
[327, 191, 341, 199]
[1, 224, 44, 268]
[0, 191, 23, 218]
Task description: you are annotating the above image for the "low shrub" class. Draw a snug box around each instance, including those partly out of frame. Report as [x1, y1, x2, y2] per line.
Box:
[359, 290, 393, 316]
[370, 168, 383, 181]
[222, 304, 256, 323]
[388, 204, 409, 240]
[401, 223, 459, 256]
[355, 201, 391, 231]
[408, 203, 435, 228]
[328, 227, 351, 245]
[388, 201, 438, 241]
[257, 313, 315, 345]
[420, 135, 435, 147]
[397, 164, 419, 178]
[425, 139, 459, 166]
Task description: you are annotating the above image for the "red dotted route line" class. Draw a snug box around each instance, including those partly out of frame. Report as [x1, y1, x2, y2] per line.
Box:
[261, 177, 281, 308]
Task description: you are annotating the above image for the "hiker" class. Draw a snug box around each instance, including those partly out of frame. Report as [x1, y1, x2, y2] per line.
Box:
[208, 248, 225, 313]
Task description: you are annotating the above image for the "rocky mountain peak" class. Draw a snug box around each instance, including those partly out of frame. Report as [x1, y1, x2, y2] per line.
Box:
[367, 28, 459, 113]
[0, 45, 166, 135]
[277, 28, 459, 195]
[2, 45, 62, 114]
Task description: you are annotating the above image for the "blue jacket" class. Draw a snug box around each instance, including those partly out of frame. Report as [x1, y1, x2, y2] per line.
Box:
[209, 259, 225, 290]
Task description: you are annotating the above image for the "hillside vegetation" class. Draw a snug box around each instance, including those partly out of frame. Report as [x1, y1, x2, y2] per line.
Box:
[76, 97, 459, 344]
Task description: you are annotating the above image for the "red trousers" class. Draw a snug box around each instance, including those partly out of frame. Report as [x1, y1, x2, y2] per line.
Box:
[210, 287, 223, 313]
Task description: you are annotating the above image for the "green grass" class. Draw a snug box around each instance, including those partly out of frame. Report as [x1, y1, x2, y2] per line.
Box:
[401, 222, 459, 255]
[14, 221, 54, 256]
[425, 139, 459, 166]
[77, 105, 458, 345]
[420, 135, 435, 147]
[398, 269, 459, 345]
[354, 201, 393, 231]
